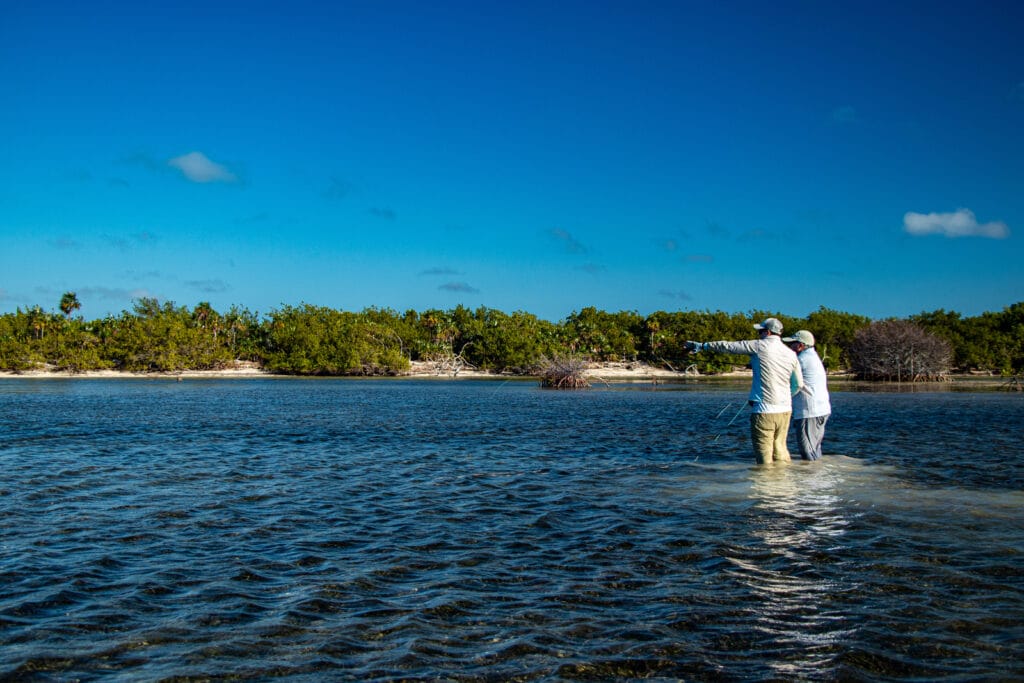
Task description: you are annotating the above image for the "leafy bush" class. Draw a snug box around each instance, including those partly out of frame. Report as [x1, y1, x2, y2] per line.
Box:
[2, 295, 1021, 377]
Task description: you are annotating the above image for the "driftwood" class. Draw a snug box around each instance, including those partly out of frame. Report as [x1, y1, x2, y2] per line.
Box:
[425, 342, 476, 377]
[539, 355, 590, 389]
[1001, 375, 1023, 391]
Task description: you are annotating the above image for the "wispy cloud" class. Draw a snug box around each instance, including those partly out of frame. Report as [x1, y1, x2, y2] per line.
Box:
[49, 237, 81, 250]
[440, 282, 479, 293]
[103, 231, 160, 252]
[737, 228, 777, 243]
[579, 263, 605, 275]
[124, 269, 163, 281]
[420, 267, 460, 276]
[369, 207, 397, 221]
[323, 177, 354, 200]
[547, 228, 588, 254]
[64, 169, 93, 184]
[706, 221, 730, 239]
[235, 212, 270, 225]
[831, 105, 859, 124]
[186, 279, 231, 294]
[660, 238, 679, 252]
[103, 235, 132, 251]
[168, 151, 238, 183]
[683, 254, 714, 264]
[79, 286, 153, 302]
[658, 289, 693, 301]
[903, 208, 1009, 239]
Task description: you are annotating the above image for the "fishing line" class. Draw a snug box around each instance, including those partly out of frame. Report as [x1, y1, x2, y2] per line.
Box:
[693, 401, 748, 462]
[489, 378, 514, 396]
[711, 402, 748, 443]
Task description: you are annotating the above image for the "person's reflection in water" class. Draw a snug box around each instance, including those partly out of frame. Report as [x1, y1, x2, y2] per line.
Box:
[726, 462, 855, 677]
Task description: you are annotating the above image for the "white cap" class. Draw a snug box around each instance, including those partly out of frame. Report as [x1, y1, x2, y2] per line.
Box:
[753, 317, 783, 334]
[782, 330, 815, 347]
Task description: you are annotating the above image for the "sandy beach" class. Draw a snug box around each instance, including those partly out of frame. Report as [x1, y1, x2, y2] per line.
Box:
[8, 363, 1010, 387]
[0, 362, 269, 380]
[0, 360, 718, 381]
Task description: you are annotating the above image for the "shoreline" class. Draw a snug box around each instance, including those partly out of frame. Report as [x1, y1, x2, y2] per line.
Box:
[0, 361, 695, 381]
[0, 362, 1013, 388]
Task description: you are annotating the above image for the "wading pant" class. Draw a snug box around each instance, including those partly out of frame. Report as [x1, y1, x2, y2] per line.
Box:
[795, 415, 829, 461]
[750, 411, 792, 465]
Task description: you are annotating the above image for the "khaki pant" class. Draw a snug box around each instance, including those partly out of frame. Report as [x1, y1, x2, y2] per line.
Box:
[750, 411, 792, 465]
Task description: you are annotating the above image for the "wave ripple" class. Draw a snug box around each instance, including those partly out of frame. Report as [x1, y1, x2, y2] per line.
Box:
[1, 379, 1022, 680]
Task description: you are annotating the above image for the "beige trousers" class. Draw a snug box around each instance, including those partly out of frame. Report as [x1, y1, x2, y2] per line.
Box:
[750, 412, 792, 465]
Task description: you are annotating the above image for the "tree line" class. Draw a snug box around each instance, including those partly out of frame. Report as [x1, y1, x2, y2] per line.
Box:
[1, 295, 1021, 377]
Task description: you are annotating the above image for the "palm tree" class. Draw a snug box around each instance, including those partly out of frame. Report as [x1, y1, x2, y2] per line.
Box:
[59, 292, 81, 320]
[193, 301, 222, 342]
[29, 306, 47, 339]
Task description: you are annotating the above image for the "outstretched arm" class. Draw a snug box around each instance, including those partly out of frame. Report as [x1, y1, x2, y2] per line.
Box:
[701, 339, 761, 356]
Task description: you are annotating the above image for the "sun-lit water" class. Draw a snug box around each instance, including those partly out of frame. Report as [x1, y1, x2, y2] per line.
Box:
[1, 378, 1022, 680]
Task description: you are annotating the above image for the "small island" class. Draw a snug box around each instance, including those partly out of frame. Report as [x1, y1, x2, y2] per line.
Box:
[2, 295, 1022, 385]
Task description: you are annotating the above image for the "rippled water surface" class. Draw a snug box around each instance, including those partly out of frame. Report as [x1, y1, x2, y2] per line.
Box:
[1, 378, 1022, 681]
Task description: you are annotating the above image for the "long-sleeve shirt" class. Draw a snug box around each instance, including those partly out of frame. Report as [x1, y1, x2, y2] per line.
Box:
[793, 348, 831, 419]
[703, 335, 803, 414]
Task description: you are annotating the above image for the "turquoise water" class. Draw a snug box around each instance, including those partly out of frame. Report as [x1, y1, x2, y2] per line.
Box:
[1, 379, 1022, 680]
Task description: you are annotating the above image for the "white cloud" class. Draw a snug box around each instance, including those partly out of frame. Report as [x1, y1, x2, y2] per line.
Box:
[168, 151, 238, 183]
[903, 208, 1009, 239]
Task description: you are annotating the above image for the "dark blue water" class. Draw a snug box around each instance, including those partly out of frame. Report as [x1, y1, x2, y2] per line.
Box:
[1, 379, 1021, 681]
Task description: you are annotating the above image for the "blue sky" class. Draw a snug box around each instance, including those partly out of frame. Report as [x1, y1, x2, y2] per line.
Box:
[2, 1, 1022, 322]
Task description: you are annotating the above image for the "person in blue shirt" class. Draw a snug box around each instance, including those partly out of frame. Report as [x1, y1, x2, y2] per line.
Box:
[782, 330, 831, 460]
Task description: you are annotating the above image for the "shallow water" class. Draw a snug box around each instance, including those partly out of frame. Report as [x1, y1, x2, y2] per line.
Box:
[1, 379, 1021, 681]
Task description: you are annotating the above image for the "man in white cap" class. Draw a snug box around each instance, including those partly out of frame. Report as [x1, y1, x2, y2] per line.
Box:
[687, 318, 803, 465]
[782, 329, 831, 460]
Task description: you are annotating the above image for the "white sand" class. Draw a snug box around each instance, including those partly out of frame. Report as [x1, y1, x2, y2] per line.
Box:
[0, 360, 750, 381]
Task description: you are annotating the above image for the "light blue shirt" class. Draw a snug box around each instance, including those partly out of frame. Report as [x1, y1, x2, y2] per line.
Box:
[793, 348, 831, 419]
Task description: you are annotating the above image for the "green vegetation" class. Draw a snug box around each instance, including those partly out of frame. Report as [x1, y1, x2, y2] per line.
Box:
[911, 302, 1024, 375]
[1, 297, 1021, 377]
[262, 304, 409, 375]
